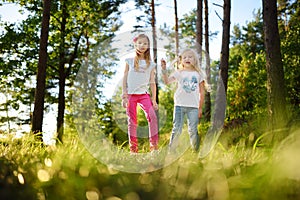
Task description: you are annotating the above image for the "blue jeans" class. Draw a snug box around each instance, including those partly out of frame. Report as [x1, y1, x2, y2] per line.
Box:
[169, 106, 200, 151]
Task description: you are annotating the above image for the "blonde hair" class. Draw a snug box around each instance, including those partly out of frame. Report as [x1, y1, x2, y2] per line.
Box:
[133, 34, 151, 70]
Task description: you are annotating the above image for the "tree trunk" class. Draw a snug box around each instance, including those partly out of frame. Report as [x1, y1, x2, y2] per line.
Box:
[151, 0, 158, 101]
[211, 0, 230, 131]
[196, 0, 205, 119]
[199, 0, 230, 158]
[57, 0, 67, 143]
[219, 0, 230, 94]
[263, 0, 287, 139]
[196, 0, 202, 60]
[150, 0, 159, 131]
[31, 0, 51, 140]
[56, 1, 82, 143]
[5, 85, 11, 133]
[212, 0, 230, 135]
[174, 0, 179, 60]
[151, 0, 157, 64]
[204, 0, 211, 122]
[57, 71, 66, 143]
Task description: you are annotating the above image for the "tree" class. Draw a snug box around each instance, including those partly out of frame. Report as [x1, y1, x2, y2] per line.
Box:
[0, 3, 41, 134]
[196, 0, 203, 57]
[46, 0, 125, 142]
[219, 0, 231, 94]
[56, 0, 69, 142]
[174, 0, 179, 58]
[150, 0, 158, 104]
[199, 0, 230, 158]
[263, 0, 287, 137]
[210, 0, 230, 129]
[31, 0, 51, 138]
[204, 0, 211, 121]
[0, 0, 125, 142]
[278, 0, 300, 111]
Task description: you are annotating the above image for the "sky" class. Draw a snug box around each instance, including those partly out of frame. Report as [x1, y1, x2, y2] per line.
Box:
[0, 0, 261, 137]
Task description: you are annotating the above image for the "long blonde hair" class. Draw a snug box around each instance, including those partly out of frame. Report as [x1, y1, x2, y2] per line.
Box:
[133, 34, 151, 70]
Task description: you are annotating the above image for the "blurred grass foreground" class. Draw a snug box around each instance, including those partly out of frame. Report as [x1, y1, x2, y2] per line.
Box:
[1, 125, 300, 200]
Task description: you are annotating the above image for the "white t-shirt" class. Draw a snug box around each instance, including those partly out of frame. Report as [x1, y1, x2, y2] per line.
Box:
[170, 70, 204, 108]
[125, 58, 156, 94]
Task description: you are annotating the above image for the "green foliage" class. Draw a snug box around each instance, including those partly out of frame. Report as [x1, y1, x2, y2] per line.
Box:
[158, 86, 174, 134]
[227, 10, 268, 121]
[279, 0, 300, 108]
[97, 100, 128, 146]
[0, 18, 38, 131]
[226, 2, 300, 123]
[178, 9, 218, 46]
[227, 52, 267, 120]
[0, 0, 126, 136]
[132, 0, 152, 30]
[179, 9, 197, 40]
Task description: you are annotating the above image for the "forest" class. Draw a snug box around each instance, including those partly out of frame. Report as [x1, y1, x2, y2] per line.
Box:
[0, 0, 299, 199]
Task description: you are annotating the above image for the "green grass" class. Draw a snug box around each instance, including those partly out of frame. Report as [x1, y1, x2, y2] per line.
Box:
[1, 124, 300, 200]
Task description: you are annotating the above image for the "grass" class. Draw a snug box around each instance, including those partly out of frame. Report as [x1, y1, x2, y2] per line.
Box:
[1, 123, 300, 200]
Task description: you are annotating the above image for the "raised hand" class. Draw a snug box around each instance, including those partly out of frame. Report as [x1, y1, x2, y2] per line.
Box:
[161, 58, 167, 70]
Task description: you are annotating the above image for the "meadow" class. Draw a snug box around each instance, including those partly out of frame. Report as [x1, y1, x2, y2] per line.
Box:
[1, 121, 300, 200]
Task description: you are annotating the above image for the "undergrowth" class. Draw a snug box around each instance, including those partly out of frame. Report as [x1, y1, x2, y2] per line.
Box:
[0, 123, 300, 200]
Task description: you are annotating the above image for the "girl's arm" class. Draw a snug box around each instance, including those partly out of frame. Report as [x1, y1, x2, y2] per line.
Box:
[198, 81, 205, 118]
[161, 59, 175, 84]
[122, 63, 129, 108]
[150, 68, 158, 110]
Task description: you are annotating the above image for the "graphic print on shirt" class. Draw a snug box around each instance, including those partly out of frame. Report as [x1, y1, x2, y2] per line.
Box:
[182, 76, 198, 93]
[132, 60, 147, 73]
[136, 66, 146, 73]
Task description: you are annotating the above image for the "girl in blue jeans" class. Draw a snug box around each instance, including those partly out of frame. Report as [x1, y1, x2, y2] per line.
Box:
[161, 48, 206, 152]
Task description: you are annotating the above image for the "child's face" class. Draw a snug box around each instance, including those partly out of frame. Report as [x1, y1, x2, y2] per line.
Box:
[135, 37, 149, 54]
[181, 51, 195, 67]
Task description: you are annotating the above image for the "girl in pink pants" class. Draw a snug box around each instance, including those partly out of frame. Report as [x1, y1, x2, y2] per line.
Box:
[122, 33, 159, 153]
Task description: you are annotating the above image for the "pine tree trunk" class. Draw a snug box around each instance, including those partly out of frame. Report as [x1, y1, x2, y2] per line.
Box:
[204, 0, 211, 121]
[196, 0, 203, 59]
[219, 0, 230, 93]
[263, 0, 287, 140]
[31, 0, 51, 140]
[211, 0, 230, 130]
[56, 0, 67, 143]
[151, 0, 158, 102]
[174, 0, 179, 59]
[57, 72, 66, 143]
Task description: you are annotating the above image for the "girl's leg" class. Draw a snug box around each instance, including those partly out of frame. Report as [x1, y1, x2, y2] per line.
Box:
[169, 106, 184, 152]
[127, 95, 138, 153]
[186, 107, 200, 151]
[139, 94, 158, 151]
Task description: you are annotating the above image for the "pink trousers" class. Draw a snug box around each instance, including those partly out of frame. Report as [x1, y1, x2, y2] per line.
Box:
[126, 94, 158, 153]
